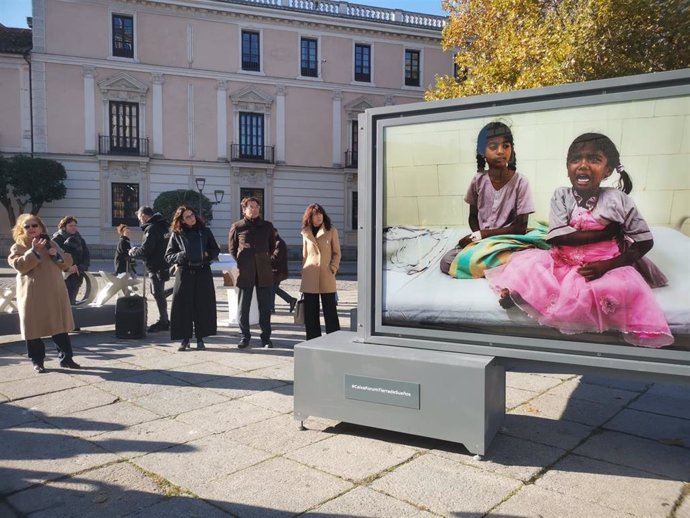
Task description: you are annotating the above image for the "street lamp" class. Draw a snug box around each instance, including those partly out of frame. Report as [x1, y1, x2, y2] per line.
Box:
[194, 177, 224, 219]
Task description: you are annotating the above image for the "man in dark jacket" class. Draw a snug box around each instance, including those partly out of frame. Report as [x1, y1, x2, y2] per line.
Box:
[228, 197, 276, 349]
[129, 206, 170, 332]
[53, 216, 90, 305]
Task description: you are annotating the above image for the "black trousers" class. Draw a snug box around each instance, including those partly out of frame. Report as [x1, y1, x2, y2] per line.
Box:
[148, 270, 169, 325]
[65, 273, 83, 305]
[238, 286, 272, 343]
[26, 332, 73, 364]
[303, 292, 340, 340]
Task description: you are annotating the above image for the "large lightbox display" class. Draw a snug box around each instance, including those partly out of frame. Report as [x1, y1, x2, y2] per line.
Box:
[359, 70, 690, 378]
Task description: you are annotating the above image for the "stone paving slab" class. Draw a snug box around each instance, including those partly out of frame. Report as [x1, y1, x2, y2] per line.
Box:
[0, 421, 120, 494]
[431, 434, 566, 483]
[88, 416, 212, 460]
[629, 391, 690, 420]
[535, 454, 683, 516]
[92, 370, 190, 401]
[11, 385, 119, 417]
[6, 461, 167, 517]
[502, 408, 595, 450]
[134, 384, 230, 417]
[40, 400, 161, 439]
[573, 430, 690, 481]
[604, 408, 690, 447]
[0, 370, 87, 401]
[370, 453, 523, 517]
[546, 377, 641, 406]
[514, 392, 626, 427]
[175, 398, 281, 434]
[505, 386, 539, 411]
[506, 371, 568, 392]
[133, 433, 273, 495]
[304, 486, 437, 517]
[490, 484, 633, 518]
[125, 495, 231, 518]
[201, 456, 354, 517]
[285, 433, 421, 483]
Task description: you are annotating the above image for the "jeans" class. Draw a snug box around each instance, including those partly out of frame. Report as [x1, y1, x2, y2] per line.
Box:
[303, 292, 340, 340]
[238, 286, 272, 343]
[26, 332, 73, 364]
[148, 270, 169, 325]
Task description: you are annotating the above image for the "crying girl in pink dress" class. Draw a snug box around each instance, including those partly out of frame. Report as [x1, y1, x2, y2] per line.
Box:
[485, 133, 673, 348]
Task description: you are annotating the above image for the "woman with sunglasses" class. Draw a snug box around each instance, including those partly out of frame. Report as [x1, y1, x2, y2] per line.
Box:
[8, 214, 81, 373]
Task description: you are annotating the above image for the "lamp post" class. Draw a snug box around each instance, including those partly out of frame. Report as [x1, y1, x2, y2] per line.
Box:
[194, 177, 225, 220]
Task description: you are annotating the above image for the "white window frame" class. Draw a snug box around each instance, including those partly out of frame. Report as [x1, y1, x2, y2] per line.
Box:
[108, 10, 138, 62]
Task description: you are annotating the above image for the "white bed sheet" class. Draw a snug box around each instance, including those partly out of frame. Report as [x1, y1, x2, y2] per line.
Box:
[382, 226, 690, 336]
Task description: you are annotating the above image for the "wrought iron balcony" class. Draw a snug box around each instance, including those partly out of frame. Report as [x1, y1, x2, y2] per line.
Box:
[99, 135, 149, 157]
[230, 144, 275, 164]
[345, 149, 358, 168]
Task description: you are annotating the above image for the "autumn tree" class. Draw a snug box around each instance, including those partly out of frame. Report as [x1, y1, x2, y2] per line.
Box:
[428, 0, 690, 100]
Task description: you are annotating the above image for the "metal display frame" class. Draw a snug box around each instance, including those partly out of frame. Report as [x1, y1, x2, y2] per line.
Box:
[294, 70, 689, 455]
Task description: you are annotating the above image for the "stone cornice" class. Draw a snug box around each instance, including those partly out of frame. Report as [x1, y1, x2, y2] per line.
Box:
[118, 0, 443, 43]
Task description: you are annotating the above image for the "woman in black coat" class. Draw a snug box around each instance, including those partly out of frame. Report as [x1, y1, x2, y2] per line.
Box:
[114, 224, 137, 275]
[52, 216, 90, 305]
[165, 206, 220, 351]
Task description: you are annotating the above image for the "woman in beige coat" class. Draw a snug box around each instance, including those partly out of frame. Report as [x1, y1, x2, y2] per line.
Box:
[8, 214, 81, 373]
[299, 203, 341, 340]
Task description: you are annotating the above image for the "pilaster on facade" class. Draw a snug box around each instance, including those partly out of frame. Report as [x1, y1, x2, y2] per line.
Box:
[83, 66, 97, 154]
[332, 89, 342, 167]
[152, 73, 164, 157]
[275, 84, 287, 164]
[32, 60, 48, 153]
[31, 0, 46, 54]
[217, 80, 228, 161]
[20, 63, 31, 152]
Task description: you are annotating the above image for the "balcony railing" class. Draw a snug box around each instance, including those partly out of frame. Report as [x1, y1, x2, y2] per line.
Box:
[230, 143, 275, 163]
[345, 149, 358, 168]
[99, 135, 149, 157]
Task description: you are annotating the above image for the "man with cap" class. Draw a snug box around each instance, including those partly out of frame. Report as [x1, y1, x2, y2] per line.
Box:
[129, 206, 170, 332]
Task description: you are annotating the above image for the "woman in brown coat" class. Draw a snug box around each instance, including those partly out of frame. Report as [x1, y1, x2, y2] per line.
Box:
[299, 203, 341, 340]
[8, 214, 81, 373]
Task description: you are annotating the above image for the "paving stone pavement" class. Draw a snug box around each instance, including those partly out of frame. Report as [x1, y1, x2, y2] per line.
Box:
[1, 274, 689, 517]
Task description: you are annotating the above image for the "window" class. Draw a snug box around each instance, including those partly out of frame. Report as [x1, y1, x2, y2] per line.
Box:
[112, 183, 139, 226]
[347, 120, 358, 167]
[405, 49, 420, 87]
[240, 187, 265, 220]
[109, 101, 139, 154]
[301, 38, 318, 77]
[351, 191, 358, 230]
[112, 15, 134, 58]
[242, 31, 260, 71]
[239, 112, 264, 159]
[354, 44, 371, 82]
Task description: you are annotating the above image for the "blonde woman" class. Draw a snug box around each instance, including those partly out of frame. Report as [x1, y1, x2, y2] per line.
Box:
[299, 203, 341, 340]
[8, 214, 81, 372]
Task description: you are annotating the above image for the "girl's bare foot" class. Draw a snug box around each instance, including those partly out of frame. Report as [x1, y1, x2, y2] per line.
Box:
[499, 288, 515, 309]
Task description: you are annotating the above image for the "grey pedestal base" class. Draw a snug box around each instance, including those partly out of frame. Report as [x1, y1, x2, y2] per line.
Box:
[294, 331, 506, 455]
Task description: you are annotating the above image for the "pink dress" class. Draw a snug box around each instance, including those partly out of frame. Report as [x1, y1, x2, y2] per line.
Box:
[485, 206, 673, 348]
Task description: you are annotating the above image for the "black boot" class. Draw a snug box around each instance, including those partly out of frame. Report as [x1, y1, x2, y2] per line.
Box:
[178, 338, 190, 351]
[196, 339, 206, 350]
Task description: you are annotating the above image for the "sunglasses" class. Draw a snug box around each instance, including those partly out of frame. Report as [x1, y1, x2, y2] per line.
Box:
[23, 223, 40, 229]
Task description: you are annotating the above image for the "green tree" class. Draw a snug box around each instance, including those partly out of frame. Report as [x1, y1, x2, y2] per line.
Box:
[0, 155, 67, 227]
[153, 189, 214, 224]
[428, 0, 690, 100]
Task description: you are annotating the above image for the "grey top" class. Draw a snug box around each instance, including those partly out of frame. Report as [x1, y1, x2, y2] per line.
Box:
[464, 172, 535, 229]
[547, 186, 653, 243]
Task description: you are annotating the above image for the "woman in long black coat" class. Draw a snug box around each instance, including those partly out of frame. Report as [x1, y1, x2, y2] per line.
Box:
[165, 206, 220, 351]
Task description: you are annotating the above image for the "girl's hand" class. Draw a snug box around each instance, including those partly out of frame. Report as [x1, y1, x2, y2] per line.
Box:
[577, 260, 612, 282]
[47, 247, 57, 257]
[68, 265, 78, 274]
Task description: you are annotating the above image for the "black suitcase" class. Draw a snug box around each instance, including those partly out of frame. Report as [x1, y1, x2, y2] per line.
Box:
[115, 263, 147, 339]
